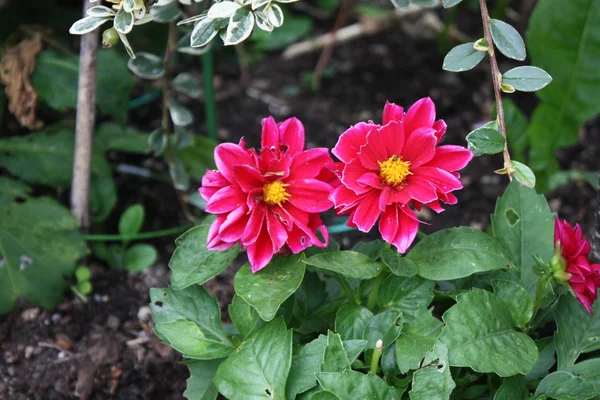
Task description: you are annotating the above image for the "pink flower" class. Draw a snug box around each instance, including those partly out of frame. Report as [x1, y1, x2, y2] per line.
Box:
[200, 117, 334, 272]
[553, 218, 600, 315]
[330, 98, 472, 252]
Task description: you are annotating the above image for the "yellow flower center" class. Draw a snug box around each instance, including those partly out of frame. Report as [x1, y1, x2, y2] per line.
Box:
[262, 180, 290, 206]
[378, 155, 412, 187]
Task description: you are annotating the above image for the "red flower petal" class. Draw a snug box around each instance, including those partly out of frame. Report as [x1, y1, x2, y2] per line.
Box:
[382, 101, 404, 125]
[241, 203, 266, 245]
[342, 159, 372, 195]
[288, 148, 331, 181]
[267, 211, 288, 252]
[215, 143, 254, 182]
[205, 185, 246, 214]
[404, 97, 435, 135]
[402, 175, 438, 204]
[358, 127, 389, 170]
[278, 117, 305, 155]
[379, 121, 405, 157]
[424, 145, 473, 171]
[413, 166, 463, 193]
[233, 165, 266, 192]
[218, 205, 249, 243]
[333, 122, 376, 163]
[351, 190, 382, 232]
[392, 206, 420, 253]
[287, 179, 333, 213]
[261, 116, 279, 149]
[247, 225, 275, 273]
[401, 127, 437, 168]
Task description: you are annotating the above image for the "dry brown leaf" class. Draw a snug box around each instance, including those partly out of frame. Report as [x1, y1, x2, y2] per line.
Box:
[0, 34, 44, 129]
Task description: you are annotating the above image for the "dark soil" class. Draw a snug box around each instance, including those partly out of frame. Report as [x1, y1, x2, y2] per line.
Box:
[1, 3, 599, 399]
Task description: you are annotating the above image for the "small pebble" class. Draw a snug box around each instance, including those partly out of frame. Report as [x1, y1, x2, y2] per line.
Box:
[107, 316, 120, 330]
[20, 308, 40, 322]
[137, 306, 152, 322]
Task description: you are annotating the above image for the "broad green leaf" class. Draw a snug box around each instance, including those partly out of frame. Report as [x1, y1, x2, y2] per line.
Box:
[234, 254, 306, 321]
[0, 197, 88, 314]
[208, 1, 241, 18]
[127, 52, 164, 79]
[173, 73, 202, 99]
[69, 16, 111, 34]
[322, 332, 351, 372]
[501, 98, 528, 161]
[491, 181, 554, 295]
[554, 295, 600, 369]
[119, 204, 145, 237]
[304, 251, 383, 279]
[492, 279, 533, 328]
[490, 19, 526, 61]
[124, 244, 157, 272]
[442, 0, 463, 7]
[224, 7, 255, 45]
[352, 240, 384, 259]
[150, 286, 234, 359]
[442, 42, 485, 72]
[409, 343, 455, 400]
[267, 4, 284, 27]
[309, 392, 339, 400]
[466, 127, 505, 156]
[533, 371, 596, 400]
[86, 5, 116, 17]
[379, 247, 417, 277]
[317, 370, 402, 400]
[114, 7, 134, 34]
[502, 66, 552, 92]
[343, 340, 368, 364]
[214, 319, 292, 400]
[439, 289, 538, 376]
[363, 309, 403, 350]
[526, 337, 556, 381]
[177, 135, 218, 179]
[408, 227, 512, 281]
[377, 275, 434, 323]
[294, 271, 329, 334]
[184, 359, 221, 400]
[494, 376, 528, 400]
[395, 309, 443, 373]
[565, 359, 600, 394]
[191, 18, 220, 47]
[169, 224, 239, 290]
[229, 295, 263, 339]
[335, 305, 374, 341]
[95, 123, 149, 154]
[286, 335, 328, 399]
[169, 99, 194, 126]
[150, 2, 182, 23]
[0, 177, 31, 203]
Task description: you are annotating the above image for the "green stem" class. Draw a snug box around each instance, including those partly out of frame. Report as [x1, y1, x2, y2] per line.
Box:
[366, 272, 386, 311]
[370, 340, 383, 375]
[84, 225, 192, 242]
[203, 49, 218, 140]
[336, 274, 360, 305]
[532, 274, 551, 318]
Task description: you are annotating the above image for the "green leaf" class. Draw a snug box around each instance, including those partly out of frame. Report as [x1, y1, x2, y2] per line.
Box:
[533, 371, 596, 400]
[294, 271, 329, 334]
[224, 7, 255, 45]
[493, 375, 528, 400]
[409, 343, 455, 400]
[442, 42, 485, 72]
[184, 359, 221, 400]
[492, 279, 533, 328]
[229, 295, 263, 339]
[124, 244, 157, 272]
[439, 289, 538, 376]
[526, 337, 556, 381]
[335, 305, 374, 341]
[169, 99, 194, 126]
[407, 227, 512, 281]
[395, 309, 443, 373]
[442, 0, 463, 7]
[169, 224, 239, 290]
[150, 1, 182, 23]
[489, 19, 526, 61]
[69, 16, 111, 34]
[363, 309, 403, 350]
[127, 52, 164, 80]
[379, 247, 417, 277]
[377, 275, 434, 323]
[266, 4, 284, 27]
[491, 181, 554, 295]
[114, 7, 134, 34]
[150, 286, 234, 359]
[173, 73, 202, 99]
[209, 1, 242, 18]
[322, 331, 351, 372]
[177, 136, 218, 179]
[95, 123, 149, 154]
[466, 127, 505, 156]
[0, 197, 88, 314]
[352, 240, 384, 259]
[0, 177, 31, 203]
[119, 204, 145, 237]
[309, 392, 339, 400]
[304, 251, 383, 279]
[286, 335, 328, 399]
[190, 17, 221, 47]
[234, 254, 306, 321]
[214, 319, 292, 400]
[501, 98, 528, 161]
[554, 295, 600, 369]
[317, 370, 402, 399]
[502, 66, 552, 92]
[565, 359, 600, 394]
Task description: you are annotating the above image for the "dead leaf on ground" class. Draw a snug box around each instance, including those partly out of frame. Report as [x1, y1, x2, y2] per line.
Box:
[0, 34, 44, 130]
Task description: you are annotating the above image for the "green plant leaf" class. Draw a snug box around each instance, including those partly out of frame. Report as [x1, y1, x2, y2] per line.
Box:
[466, 127, 505, 156]
[184, 359, 222, 400]
[127, 52, 164, 79]
[119, 204, 145, 237]
[554, 295, 600, 369]
[512, 162, 537, 188]
[190, 17, 221, 47]
[442, 0, 464, 7]
[377, 275, 434, 323]
[124, 244, 157, 272]
[352, 240, 384, 259]
[177, 136, 218, 179]
[502, 66, 552, 92]
[407, 227, 512, 281]
[526, 337, 556, 381]
[0, 196, 88, 314]
[304, 251, 383, 279]
[409, 343, 455, 400]
[363, 309, 403, 351]
[214, 319, 292, 400]
[379, 247, 417, 277]
[95, 123, 149, 154]
[322, 331, 351, 372]
[335, 305, 374, 341]
[168, 99, 194, 127]
[439, 289, 538, 376]
[493, 375, 528, 400]
[533, 371, 596, 400]
[150, 1, 182, 23]
[489, 19, 526, 61]
[491, 180, 554, 295]
[492, 279, 533, 328]
[234, 254, 306, 321]
[69, 16, 111, 34]
[316, 370, 402, 399]
[501, 99, 528, 161]
[224, 7, 255, 45]
[150, 286, 234, 359]
[169, 224, 239, 290]
[309, 392, 339, 400]
[286, 335, 328, 399]
[442, 42, 485, 72]
[395, 309, 443, 374]
[114, 7, 134, 34]
[294, 271, 329, 334]
[565, 359, 600, 395]
[229, 295, 263, 339]
[173, 73, 202, 99]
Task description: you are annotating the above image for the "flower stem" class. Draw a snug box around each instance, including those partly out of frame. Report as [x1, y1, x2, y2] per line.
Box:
[336, 274, 360, 305]
[84, 225, 192, 242]
[532, 274, 551, 319]
[479, 0, 513, 178]
[370, 339, 383, 375]
[366, 271, 386, 311]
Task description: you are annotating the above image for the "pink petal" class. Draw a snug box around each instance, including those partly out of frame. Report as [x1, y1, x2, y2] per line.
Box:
[404, 97, 436, 135]
[342, 159, 372, 195]
[288, 148, 331, 181]
[330, 186, 362, 213]
[332, 122, 376, 163]
[200, 170, 229, 201]
[215, 143, 253, 182]
[401, 127, 437, 168]
[379, 121, 405, 157]
[258, 147, 293, 179]
[351, 190, 382, 232]
[286, 224, 311, 253]
[379, 204, 399, 244]
[278, 117, 305, 155]
[266, 211, 288, 253]
[233, 165, 266, 192]
[287, 179, 333, 213]
[392, 206, 420, 253]
[425, 200, 445, 213]
[205, 185, 246, 214]
[402, 175, 438, 204]
[308, 214, 329, 248]
[261, 116, 279, 149]
[241, 203, 266, 245]
[438, 191, 458, 205]
[247, 225, 275, 273]
[413, 166, 463, 193]
[433, 120, 447, 143]
[356, 172, 385, 191]
[218, 205, 249, 243]
[357, 127, 389, 170]
[424, 145, 473, 171]
[382, 101, 404, 125]
[207, 214, 234, 250]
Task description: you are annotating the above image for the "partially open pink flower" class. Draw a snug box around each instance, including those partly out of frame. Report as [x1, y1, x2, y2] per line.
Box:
[553, 218, 600, 315]
[330, 98, 472, 252]
[200, 117, 334, 272]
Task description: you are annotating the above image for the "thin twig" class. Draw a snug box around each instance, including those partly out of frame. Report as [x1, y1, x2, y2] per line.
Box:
[479, 0, 513, 177]
[71, 0, 99, 228]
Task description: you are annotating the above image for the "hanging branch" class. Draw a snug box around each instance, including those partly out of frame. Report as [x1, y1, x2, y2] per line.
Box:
[71, 0, 99, 228]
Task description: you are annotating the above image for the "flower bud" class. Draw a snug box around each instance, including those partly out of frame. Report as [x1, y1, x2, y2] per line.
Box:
[550, 241, 570, 283]
[102, 27, 119, 49]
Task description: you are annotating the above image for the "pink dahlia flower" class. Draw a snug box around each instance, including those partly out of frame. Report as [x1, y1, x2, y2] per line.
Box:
[553, 218, 600, 315]
[330, 98, 472, 252]
[200, 117, 334, 272]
